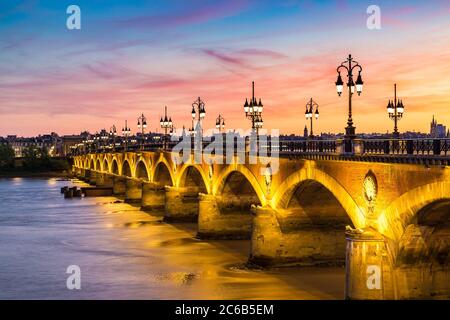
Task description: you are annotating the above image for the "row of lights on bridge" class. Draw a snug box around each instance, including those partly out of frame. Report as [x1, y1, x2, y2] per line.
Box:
[77, 54, 405, 154]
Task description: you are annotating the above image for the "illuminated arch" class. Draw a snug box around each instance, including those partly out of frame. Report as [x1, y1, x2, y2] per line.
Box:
[111, 159, 119, 175]
[213, 164, 266, 206]
[153, 160, 174, 186]
[103, 158, 109, 173]
[176, 164, 210, 193]
[272, 165, 364, 228]
[96, 159, 101, 171]
[135, 160, 150, 181]
[89, 159, 95, 170]
[122, 160, 132, 177]
[378, 181, 450, 240]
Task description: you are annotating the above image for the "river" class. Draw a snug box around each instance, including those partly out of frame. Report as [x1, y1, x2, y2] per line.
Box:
[0, 178, 344, 299]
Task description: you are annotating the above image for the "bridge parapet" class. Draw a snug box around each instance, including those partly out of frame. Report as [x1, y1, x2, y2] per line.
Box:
[72, 138, 450, 166]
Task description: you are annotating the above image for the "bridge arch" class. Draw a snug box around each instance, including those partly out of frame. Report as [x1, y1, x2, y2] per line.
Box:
[177, 164, 209, 194]
[111, 159, 119, 175]
[272, 165, 365, 228]
[122, 160, 132, 177]
[198, 166, 263, 240]
[96, 159, 101, 171]
[393, 198, 450, 298]
[89, 159, 95, 170]
[378, 181, 450, 241]
[153, 160, 174, 186]
[103, 158, 109, 173]
[135, 160, 150, 181]
[213, 164, 265, 206]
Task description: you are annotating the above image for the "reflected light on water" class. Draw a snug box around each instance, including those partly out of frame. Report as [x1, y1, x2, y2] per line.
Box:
[0, 178, 345, 300]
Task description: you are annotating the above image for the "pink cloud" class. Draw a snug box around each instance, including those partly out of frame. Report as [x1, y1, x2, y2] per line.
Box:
[110, 0, 250, 29]
[201, 49, 249, 67]
[237, 49, 287, 59]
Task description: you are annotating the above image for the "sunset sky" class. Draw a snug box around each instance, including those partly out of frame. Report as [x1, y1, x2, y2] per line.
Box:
[0, 0, 449, 136]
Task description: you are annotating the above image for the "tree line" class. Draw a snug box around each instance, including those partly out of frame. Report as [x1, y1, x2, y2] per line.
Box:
[0, 144, 70, 172]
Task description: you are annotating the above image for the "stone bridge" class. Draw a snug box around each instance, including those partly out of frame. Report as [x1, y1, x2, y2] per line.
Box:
[72, 151, 449, 300]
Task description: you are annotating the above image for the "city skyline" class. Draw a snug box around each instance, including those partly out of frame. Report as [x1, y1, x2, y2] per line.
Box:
[0, 0, 449, 136]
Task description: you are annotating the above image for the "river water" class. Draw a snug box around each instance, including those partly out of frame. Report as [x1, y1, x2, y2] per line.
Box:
[0, 178, 344, 299]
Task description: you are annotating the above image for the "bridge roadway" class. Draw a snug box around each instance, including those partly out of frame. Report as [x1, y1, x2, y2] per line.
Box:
[72, 148, 449, 300]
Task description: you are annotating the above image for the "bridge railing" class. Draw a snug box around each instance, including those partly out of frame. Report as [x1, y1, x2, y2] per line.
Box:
[277, 140, 337, 154]
[361, 138, 450, 156]
[72, 137, 450, 162]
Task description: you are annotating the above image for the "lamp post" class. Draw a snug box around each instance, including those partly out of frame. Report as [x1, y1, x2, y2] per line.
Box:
[109, 125, 117, 151]
[160, 106, 173, 149]
[191, 97, 206, 136]
[335, 54, 364, 152]
[137, 113, 147, 150]
[387, 84, 404, 138]
[305, 98, 319, 138]
[244, 81, 263, 135]
[215, 114, 225, 133]
[122, 120, 131, 151]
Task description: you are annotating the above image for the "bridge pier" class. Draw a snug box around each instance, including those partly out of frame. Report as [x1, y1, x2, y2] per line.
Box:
[345, 228, 395, 300]
[113, 176, 127, 195]
[75, 168, 85, 180]
[96, 173, 114, 188]
[141, 182, 165, 211]
[80, 169, 91, 182]
[88, 171, 98, 185]
[72, 166, 82, 177]
[164, 186, 201, 222]
[250, 207, 347, 267]
[95, 172, 105, 187]
[125, 178, 143, 203]
[197, 194, 254, 239]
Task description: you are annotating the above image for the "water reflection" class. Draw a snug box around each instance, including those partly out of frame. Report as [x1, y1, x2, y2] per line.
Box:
[0, 178, 344, 299]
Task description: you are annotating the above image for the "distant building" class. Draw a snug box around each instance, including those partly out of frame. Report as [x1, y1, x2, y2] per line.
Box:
[6, 133, 59, 157]
[60, 133, 89, 156]
[303, 126, 308, 138]
[430, 115, 447, 138]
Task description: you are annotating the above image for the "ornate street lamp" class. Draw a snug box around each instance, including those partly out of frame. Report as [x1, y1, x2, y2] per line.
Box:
[305, 98, 319, 138]
[137, 113, 147, 150]
[336, 54, 364, 152]
[191, 97, 206, 136]
[121, 120, 131, 151]
[160, 106, 173, 149]
[244, 81, 263, 135]
[387, 83, 404, 138]
[215, 114, 225, 133]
